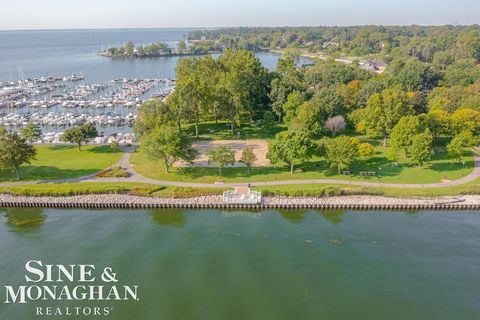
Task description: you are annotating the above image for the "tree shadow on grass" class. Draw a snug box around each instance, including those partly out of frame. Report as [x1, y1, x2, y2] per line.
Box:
[86, 145, 118, 154]
[47, 144, 75, 151]
[0, 166, 99, 182]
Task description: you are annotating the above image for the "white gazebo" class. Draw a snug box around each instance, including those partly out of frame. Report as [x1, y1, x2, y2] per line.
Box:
[223, 187, 262, 204]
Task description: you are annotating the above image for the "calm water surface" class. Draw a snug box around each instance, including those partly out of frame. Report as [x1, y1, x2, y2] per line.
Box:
[0, 29, 311, 82]
[0, 208, 478, 320]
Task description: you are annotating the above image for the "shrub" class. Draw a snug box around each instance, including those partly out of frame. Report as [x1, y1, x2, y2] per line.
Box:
[170, 187, 222, 198]
[96, 167, 130, 178]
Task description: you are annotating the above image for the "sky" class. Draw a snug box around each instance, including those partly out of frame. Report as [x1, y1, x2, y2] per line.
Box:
[1, 0, 479, 30]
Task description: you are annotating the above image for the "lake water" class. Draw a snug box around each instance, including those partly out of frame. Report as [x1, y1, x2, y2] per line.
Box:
[0, 208, 479, 319]
[0, 28, 310, 82]
[0, 29, 311, 136]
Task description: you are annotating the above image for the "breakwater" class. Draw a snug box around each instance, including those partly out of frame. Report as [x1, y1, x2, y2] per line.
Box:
[1, 194, 479, 210]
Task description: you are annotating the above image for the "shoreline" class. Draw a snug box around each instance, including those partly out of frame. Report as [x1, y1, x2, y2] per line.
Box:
[1, 194, 479, 210]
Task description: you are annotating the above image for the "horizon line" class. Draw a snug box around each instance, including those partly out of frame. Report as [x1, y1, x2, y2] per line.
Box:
[0, 23, 479, 32]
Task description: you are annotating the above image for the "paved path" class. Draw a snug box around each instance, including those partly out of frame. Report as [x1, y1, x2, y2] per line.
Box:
[2, 147, 480, 189]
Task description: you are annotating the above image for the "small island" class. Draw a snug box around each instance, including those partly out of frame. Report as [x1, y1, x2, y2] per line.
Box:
[98, 39, 225, 58]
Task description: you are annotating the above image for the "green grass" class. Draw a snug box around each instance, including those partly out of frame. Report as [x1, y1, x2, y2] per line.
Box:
[130, 143, 474, 184]
[0, 182, 225, 197]
[183, 120, 286, 140]
[0, 145, 123, 182]
[1, 180, 478, 198]
[253, 179, 480, 197]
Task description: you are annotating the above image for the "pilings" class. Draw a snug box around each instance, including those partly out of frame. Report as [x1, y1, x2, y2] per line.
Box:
[1, 200, 479, 211]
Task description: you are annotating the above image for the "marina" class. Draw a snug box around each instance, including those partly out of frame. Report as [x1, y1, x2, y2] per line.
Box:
[0, 75, 175, 140]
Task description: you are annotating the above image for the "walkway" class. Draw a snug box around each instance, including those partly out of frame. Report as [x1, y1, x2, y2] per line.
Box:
[2, 147, 480, 190]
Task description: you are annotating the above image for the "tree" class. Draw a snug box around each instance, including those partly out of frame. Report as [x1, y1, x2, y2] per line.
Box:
[269, 56, 305, 121]
[322, 136, 359, 174]
[110, 141, 120, 153]
[174, 56, 217, 138]
[0, 132, 36, 179]
[142, 125, 197, 173]
[358, 143, 375, 160]
[288, 101, 323, 139]
[395, 59, 439, 91]
[268, 131, 313, 174]
[388, 115, 421, 159]
[420, 110, 452, 141]
[134, 99, 172, 137]
[451, 108, 480, 135]
[62, 123, 98, 151]
[176, 40, 187, 52]
[447, 130, 478, 163]
[207, 145, 235, 175]
[363, 88, 414, 146]
[263, 111, 275, 129]
[240, 147, 257, 174]
[283, 91, 305, 124]
[324, 115, 346, 136]
[409, 130, 433, 167]
[125, 41, 135, 56]
[20, 123, 42, 143]
[310, 87, 344, 123]
[218, 49, 270, 134]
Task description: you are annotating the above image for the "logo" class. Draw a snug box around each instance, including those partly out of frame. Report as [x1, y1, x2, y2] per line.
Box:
[4, 260, 139, 317]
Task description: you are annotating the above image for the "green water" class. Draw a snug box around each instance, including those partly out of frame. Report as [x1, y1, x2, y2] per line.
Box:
[0, 208, 479, 320]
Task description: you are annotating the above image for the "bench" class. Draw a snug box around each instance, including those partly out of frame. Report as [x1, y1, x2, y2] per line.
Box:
[359, 171, 376, 177]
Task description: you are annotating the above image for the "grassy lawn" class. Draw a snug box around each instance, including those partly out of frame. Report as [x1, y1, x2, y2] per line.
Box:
[1, 180, 478, 198]
[130, 143, 474, 184]
[253, 179, 480, 197]
[0, 145, 123, 182]
[0, 182, 224, 197]
[183, 120, 286, 140]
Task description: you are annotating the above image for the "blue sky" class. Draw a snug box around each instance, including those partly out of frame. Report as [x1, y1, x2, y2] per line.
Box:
[1, 0, 479, 30]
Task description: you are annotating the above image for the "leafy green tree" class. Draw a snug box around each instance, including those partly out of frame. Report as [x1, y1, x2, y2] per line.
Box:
[364, 88, 414, 147]
[125, 41, 135, 56]
[110, 141, 120, 153]
[388, 115, 421, 159]
[134, 99, 172, 137]
[447, 130, 478, 163]
[20, 123, 42, 143]
[207, 145, 235, 175]
[420, 110, 452, 141]
[358, 143, 375, 160]
[451, 108, 480, 135]
[218, 49, 270, 134]
[174, 56, 218, 138]
[262, 111, 275, 128]
[395, 59, 440, 91]
[142, 126, 197, 173]
[288, 101, 323, 139]
[269, 56, 305, 121]
[322, 136, 359, 174]
[176, 40, 187, 52]
[0, 126, 7, 136]
[310, 87, 345, 123]
[442, 59, 480, 87]
[0, 132, 36, 179]
[62, 123, 98, 151]
[240, 147, 257, 174]
[268, 131, 313, 174]
[409, 130, 433, 167]
[283, 91, 305, 124]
